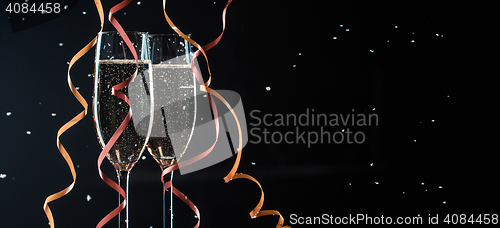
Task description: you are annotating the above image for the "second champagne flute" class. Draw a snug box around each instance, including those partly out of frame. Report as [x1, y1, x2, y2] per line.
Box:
[147, 34, 196, 228]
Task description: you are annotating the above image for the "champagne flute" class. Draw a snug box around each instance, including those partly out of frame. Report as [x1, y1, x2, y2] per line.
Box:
[147, 34, 196, 228]
[93, 31, 153, 228]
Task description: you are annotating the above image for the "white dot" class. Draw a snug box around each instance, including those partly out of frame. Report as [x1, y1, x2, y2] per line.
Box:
[26, 131, 32, 135]
[298, 53, 301, 55]
[265, 87, 271, 91]
[375, 182, 379, 185]
[436, 34, 440, 36]
[414, 140, 417, 142]
[431, 120, 435, 122]
[411, 40, 415, 43]
[142, 156, 146, 160]
[421, 182, 425, 185]
[64, 5, 68, 9]
[372, 108, 376, 111]
[340, 25, 343, 27]
[6, 112, 12, 116]
[82, 11, 86, 15]
[369, 49, 374, 53]
[346, 28, 350, 31]
[292, 65, 296, 67]
[333, 37, 337, 39]
[137, 1, 141, 5]
[86, 195, 92, 201]
[442, 201, 446, 204]
[0, 174, 6, 179]
[439, 186, 443, 189]
[59, 43, 64, 46]
[370, 163, 373, 166]
[251, 162, 256, 165]
[51, 113, 57, 117]
[395, 25, 398, 28]
[402, 192, 405, 194]
[387, 40, 390, 42]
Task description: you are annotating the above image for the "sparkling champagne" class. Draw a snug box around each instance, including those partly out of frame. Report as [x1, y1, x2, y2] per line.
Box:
[147, 64, 196, 169]
[94, 59, 153, 171]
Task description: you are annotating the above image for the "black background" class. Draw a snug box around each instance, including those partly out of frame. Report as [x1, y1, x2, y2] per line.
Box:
[0, 0, 493, 227]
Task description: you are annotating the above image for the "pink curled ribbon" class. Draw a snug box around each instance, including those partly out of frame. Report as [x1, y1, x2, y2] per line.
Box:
[96, 0, 139, 227]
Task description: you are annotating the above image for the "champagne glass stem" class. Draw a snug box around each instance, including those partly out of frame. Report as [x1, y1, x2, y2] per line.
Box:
[163, 171, 174, 228]
[117, 170, 130, 228]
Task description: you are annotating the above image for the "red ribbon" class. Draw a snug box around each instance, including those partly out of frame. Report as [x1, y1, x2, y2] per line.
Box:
[96, 1, 140, 227]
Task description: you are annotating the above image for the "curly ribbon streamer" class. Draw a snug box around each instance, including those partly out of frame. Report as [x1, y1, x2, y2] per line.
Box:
[163, 1, 290, 227]
[210, 90, 289, 228]
[42, 1, 104, 227]
[159, 1, 230, 227]
[96, 0, 141, 227]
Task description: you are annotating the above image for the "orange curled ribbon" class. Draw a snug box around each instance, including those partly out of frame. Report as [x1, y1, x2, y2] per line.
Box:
[42, 1, 104, 227]
[163, 1, 290, 227]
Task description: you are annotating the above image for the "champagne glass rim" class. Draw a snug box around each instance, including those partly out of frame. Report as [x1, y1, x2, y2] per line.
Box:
[149, 33, 191, 37]
[99, 31, 149, 35]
